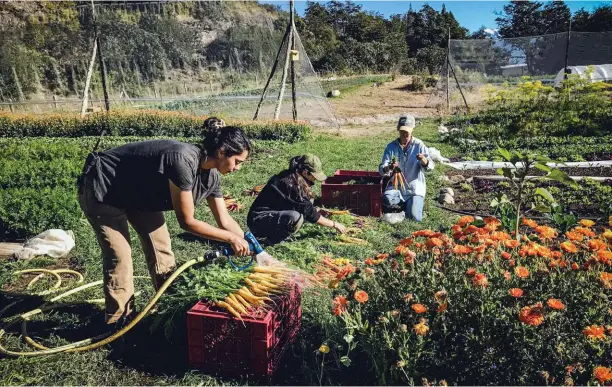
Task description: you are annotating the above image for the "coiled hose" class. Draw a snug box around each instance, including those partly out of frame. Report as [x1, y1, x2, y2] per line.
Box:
[0, 256, 206, 357]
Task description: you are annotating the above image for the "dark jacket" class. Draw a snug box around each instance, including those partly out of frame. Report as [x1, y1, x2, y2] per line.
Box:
[247, 170, 321, 223]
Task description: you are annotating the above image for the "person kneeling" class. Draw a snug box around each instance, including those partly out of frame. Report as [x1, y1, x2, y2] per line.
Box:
[247, 154, 346, 245]
[379, 113, 434, 222]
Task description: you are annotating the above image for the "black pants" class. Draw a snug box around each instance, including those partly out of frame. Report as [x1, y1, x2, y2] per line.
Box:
[247, 210, 304, 245]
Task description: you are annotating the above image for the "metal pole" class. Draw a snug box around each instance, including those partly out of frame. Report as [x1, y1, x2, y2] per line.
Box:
[563, 18, 572, 81]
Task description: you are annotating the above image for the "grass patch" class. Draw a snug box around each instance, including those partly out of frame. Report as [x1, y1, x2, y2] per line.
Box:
[0, 120, 455, 385]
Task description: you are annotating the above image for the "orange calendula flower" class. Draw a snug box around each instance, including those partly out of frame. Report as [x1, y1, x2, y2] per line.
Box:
[473, 244, 486, 254]
[510, 288, 524, 297]
[412, 303, 428, 314]
[503, 271, 512, 281]
[522, 218, 538, 228]
[560, 241, 579, 253]
[514, 266, 530, 278]
[565, 231, 584, 242]
[453, 245, 472, 255]
[579, 219, 595, 227]
[602, 229, 612, 240]
[505, 239, 520, 249]
[519, 303, 545, 326]
[434, 290, 448, 302]
[502, 251, 512, 259]
[601, 272, 612, 282]
[354, 290, 369, 303]
[457, 215, 475, 227]
[413, 319, 430, 336]
[336, 264, 356, 280]
[588, 239, 607, 251]
[538, 245, 553, 258]
[593, 366, 612, 384]
[483, 216, 500, 225]
[472, 273, 488, 288]
[573, 226, 596, 238]
[491, 231, 511, 241]
[437, 303, 448, 313]
[464, 225, 480, 234]
[332, 295, 348, 316]
[412, 229, 437, 238]
[466, 267, 477, 276]
[426, 238, 444, 249]
[583, 325, 606, 340]
[551, 250, 563, 259]
[399, 238, 413, 247]
[395, 245, 410, 255]
[547, 298, 565, 310]
[597, 250, 612, 264]
[536, 225, 558, 240]
[571, 262, 580, 270]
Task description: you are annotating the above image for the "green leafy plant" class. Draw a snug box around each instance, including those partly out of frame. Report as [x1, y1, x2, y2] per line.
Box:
[496, 147, 578, 239]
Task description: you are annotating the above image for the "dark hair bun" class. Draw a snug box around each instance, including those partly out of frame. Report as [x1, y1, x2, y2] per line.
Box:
[201, 126, 252, 159]
[202, 126, 221, 154]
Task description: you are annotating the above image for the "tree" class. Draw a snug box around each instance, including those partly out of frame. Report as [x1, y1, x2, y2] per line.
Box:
[495, 1, 571, 75]
[416, 46, 446, 74]
[572, 5, 612, 32]
[496, 1, 546, 38]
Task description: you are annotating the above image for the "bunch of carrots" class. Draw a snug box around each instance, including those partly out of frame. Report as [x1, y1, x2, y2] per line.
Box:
[223, 195, 242, 212]
[245, 184, 265, 196]
[215, 266, 293, 321]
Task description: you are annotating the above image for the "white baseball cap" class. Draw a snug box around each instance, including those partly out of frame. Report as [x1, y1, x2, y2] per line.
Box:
[397, 113, 416, 133]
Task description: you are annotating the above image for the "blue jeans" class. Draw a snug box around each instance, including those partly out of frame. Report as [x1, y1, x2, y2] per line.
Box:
[382, 190, 424, 222]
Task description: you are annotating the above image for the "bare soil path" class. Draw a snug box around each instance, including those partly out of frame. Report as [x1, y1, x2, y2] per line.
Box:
[318, 75, 442, 137]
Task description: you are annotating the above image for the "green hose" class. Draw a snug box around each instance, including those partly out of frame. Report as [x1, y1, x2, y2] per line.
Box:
[0, 256, 206, 357]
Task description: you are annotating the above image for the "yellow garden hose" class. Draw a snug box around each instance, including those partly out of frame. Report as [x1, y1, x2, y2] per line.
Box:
[0, 256, 206, 357]
[14, 269, 62, 295]
[25, 269, 84, 296]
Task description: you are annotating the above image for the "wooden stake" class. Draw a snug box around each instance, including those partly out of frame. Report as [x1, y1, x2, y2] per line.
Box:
[274, 16, 293, 120]
[253, 23, 291, 120]
[289, 0, 297, 121]
[81, 0, 98, 117]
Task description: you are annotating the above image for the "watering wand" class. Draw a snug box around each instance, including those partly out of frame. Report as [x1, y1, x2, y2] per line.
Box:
[205, 231, 277, 271]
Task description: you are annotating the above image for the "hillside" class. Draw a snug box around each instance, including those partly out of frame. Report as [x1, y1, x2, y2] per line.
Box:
[0, 1, 288, 101]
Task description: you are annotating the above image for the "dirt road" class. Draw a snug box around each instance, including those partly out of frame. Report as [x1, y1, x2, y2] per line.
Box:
[317, 75, 443, 137]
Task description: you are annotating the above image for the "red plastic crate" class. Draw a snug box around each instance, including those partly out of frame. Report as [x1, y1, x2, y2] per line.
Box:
[187, 283, 301, 380]
[321, 170, 383, 217]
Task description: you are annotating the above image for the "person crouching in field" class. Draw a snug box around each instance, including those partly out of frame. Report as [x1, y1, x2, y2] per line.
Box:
[379, 113, 434, 222]
[77, 125, 252, 328]
[247, 154, 346, 245]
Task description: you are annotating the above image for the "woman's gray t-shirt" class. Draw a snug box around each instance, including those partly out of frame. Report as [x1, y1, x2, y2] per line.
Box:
[80, 139, 222, 211]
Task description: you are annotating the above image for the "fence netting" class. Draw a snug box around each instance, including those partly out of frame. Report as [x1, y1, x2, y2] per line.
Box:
[0, 1, 337, 126]
[427, 31, 612, 111]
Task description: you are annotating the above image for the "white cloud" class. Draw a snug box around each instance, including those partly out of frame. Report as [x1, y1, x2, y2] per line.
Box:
[483, 28, 499, 35]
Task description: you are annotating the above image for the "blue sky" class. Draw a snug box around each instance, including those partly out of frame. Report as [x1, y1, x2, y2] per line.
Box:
[259, 1, 609, 33]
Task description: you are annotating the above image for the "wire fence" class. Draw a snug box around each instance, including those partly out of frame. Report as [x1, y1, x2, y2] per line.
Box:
[0, 1, 337, 125]
[427, 31, 612, 111]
